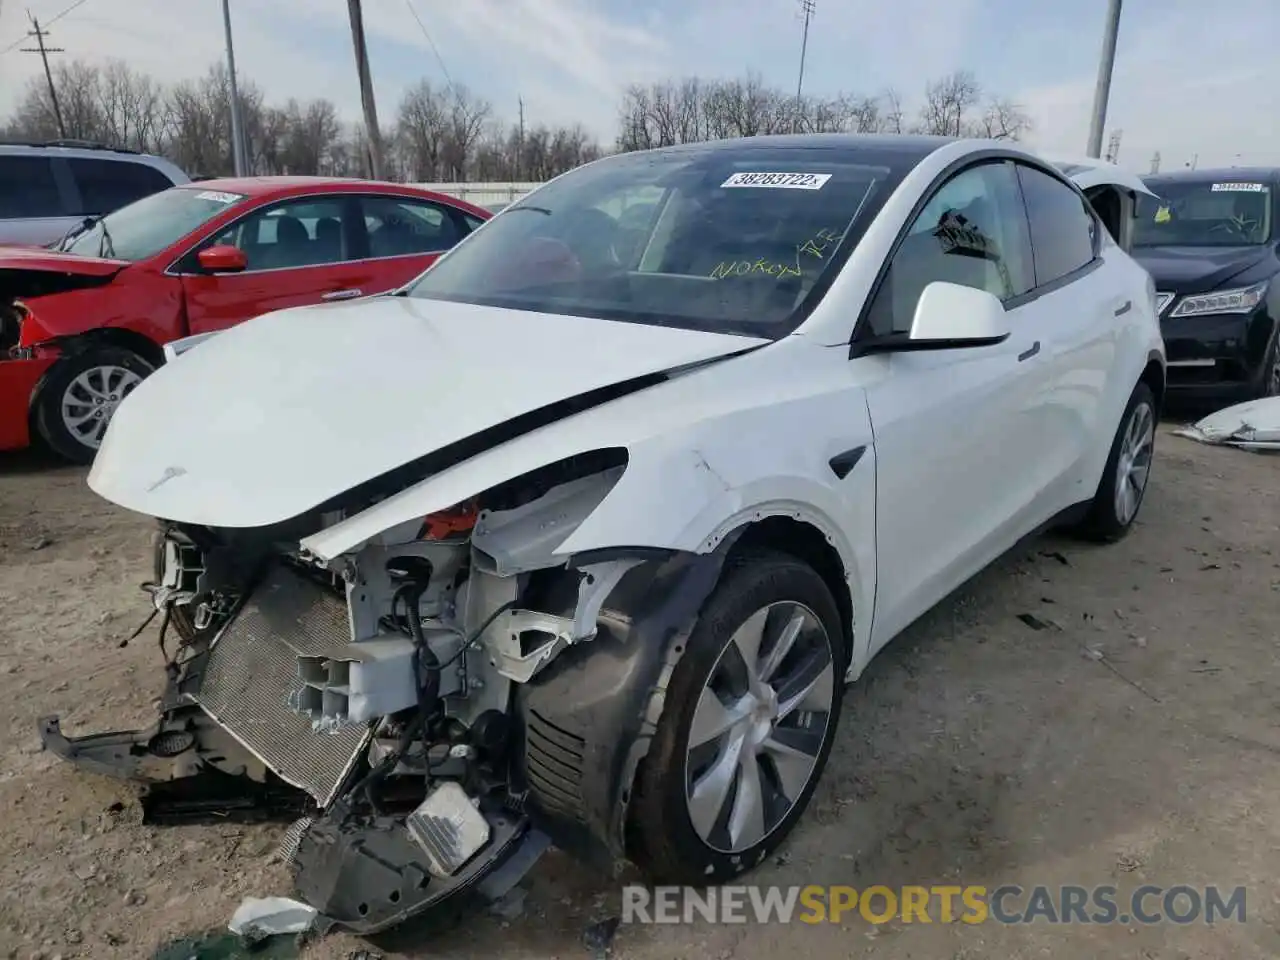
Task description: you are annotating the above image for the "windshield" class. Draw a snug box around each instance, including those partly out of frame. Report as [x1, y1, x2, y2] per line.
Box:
[405, 147, 895, 337]
[1134, 179, 1273, 247]
[61, 187, 247, 261]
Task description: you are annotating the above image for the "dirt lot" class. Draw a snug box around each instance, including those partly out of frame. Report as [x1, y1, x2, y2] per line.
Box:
[1, 424, 1278, 960]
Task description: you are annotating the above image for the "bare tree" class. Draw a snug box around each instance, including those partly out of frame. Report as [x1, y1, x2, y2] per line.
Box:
[99, 61, 167, 153]
[970, 97, 1033, 141]
[440, 85, 492, 180]
[917, 70, 981, 137]
[395, 80, 448, 180]
[880, 88, 905, 134]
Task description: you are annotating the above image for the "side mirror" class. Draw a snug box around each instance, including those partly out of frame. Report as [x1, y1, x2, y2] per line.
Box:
[197, 244, 248, 274]
[855, 281, 1011, 355]
[907, 281, 1011, 346]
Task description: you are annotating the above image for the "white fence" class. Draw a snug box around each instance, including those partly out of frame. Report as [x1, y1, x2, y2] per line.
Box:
[413, 181, 545, 208]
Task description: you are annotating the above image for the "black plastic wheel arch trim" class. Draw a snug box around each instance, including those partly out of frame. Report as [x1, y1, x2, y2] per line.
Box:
[512, 530, 744, 870]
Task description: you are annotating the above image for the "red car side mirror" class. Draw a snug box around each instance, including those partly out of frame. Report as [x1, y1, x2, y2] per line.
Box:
[198, 244, 248, 274]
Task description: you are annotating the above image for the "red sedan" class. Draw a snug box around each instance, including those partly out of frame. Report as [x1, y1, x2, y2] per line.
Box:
[0, 177, 490, 463]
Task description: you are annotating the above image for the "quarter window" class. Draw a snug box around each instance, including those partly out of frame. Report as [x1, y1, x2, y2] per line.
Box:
[1016, 164, 1097, 286]
[864, 161, 1033, 336]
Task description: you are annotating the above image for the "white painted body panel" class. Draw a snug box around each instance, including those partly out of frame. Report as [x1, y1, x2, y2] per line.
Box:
[88, 297, 765, 527]
[86, 139, 1165, 681]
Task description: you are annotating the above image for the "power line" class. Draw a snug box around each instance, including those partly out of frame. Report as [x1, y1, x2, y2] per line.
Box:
[2, 0, 91, 53]
[403, 0, 455, 94]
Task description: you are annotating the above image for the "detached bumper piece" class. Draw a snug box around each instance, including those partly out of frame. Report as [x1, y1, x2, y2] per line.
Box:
[39, 715, 309, 825]
[291, 802, 538, 936]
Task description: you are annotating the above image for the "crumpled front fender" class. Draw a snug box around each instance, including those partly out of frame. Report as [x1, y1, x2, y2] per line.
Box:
[511, 540, 739, 870]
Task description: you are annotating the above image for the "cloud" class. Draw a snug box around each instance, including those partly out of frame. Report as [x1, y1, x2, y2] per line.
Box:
[1017, 0, 1280, 171]
[2, 0, 1278, 170]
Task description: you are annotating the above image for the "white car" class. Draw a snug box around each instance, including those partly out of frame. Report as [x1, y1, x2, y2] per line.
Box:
[43, 135, 1164, 939]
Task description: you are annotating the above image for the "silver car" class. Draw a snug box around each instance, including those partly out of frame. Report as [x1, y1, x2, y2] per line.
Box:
[0, 140, 190, 247]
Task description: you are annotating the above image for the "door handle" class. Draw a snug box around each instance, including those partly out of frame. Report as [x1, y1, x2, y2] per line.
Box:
[1113, 299, 1132, 316]
[321, 288, 363, 302]
[1017, 341, 1041, 362]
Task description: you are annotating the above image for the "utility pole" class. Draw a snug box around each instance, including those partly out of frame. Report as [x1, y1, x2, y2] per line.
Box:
[20, 16, 66, 139]
[221, 0, 248, 176]
[347, 0, 385, 179]
[1086, 0, 1123, 158]
[794, 0, 815, 131]
[517, 96, 525, 180]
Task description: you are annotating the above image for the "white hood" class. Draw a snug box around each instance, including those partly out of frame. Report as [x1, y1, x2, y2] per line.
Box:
[89, 297, 766, 527]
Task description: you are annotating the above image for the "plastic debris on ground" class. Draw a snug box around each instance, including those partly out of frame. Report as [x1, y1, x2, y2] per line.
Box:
[1172, 397, 1280, 452]
[227, 896, 318, 938]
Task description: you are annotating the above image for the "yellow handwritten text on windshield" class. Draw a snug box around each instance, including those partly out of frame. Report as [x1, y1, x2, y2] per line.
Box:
[709, 227, 845, 281]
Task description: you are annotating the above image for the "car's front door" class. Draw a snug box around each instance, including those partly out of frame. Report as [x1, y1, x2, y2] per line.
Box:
[179, 195, 377, 336]
[859, 159, 1051, 654]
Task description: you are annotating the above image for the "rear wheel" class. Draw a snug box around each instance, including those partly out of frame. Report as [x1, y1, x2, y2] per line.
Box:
[34, 347, 152, 465]
[628, 550, 845, 885]
[1075, 381, 1156, 543]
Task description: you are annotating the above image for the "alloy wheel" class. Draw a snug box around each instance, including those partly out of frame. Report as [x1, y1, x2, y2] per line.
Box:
[684, 600, 836, 854]
[61, 364, 143, 450]
[1114, 400, 1155, 525]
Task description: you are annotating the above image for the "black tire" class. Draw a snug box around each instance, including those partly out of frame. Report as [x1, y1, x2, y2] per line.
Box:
[34, 347, 153, 465]
[628, 549, 846, 886]
[1074, 380, 1157, 543]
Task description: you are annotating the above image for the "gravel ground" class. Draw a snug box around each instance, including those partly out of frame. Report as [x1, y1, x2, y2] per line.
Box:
[1, 424, 1278, 960]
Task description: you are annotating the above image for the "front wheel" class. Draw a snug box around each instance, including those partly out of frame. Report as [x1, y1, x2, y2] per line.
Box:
[34, 347, 153, 465]
[1074, 380, 1157, 543]
[628, 550, 845, 885]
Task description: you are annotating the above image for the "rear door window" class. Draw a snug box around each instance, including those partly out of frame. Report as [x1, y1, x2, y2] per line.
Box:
[359, 195, 466, 257]
[66, 158, 176, 216]
[0, 156, 64, 218]
[1016, 164, 1098, 286]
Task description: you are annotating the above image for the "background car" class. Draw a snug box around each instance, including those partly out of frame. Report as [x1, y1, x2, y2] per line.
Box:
[0, 176, 490, 463]
[1133, 167, 1280, 403]
[0, 140, 190, 247]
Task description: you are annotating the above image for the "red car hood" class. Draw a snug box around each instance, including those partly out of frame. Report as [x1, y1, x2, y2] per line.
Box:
[0, 246, 128, 276]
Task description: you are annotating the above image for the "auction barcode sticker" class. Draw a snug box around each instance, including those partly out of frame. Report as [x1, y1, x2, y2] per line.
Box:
[196, 190, 244, 203]
[1210, 182, 1265, 192]
[721, 172, 832, 190]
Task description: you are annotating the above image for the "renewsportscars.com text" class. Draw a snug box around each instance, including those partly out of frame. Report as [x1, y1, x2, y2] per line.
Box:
[622, 884, 1247, 925]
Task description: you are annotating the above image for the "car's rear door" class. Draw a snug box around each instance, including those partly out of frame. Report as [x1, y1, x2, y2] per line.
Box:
[354, 193, 481, 289]
[0, 154, 76, 246]
[178, 194, 377, 335]
[1012, 161, 1126, 512]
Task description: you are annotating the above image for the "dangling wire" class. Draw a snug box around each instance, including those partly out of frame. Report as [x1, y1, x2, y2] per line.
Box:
[117, 606, 158, 649]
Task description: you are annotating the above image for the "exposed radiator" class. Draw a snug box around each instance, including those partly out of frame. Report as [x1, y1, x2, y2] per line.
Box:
[192, 563, 372, 807]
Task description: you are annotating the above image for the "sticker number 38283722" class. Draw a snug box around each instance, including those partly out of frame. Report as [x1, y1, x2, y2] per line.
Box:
[721, 172, 832, 190]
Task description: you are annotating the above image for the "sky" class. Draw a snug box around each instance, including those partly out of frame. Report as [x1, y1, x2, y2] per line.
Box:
[1, 0, 1277, 174]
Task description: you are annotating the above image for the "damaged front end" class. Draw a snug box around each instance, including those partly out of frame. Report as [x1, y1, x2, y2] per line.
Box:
[41, 448, 728, 936]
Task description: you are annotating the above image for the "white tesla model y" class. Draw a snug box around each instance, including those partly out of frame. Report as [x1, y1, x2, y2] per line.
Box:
[48, 135, 1164, 937]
